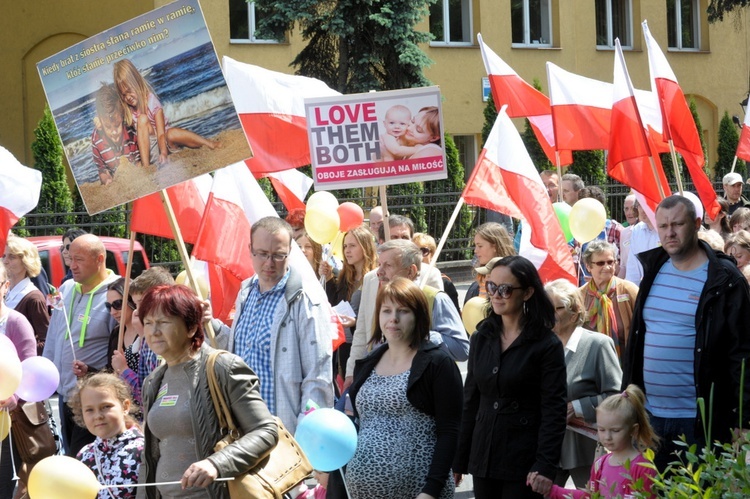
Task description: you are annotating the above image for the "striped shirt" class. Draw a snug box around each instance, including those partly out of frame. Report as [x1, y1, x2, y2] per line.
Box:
[642, 259, 708, 417]
[91, 125, 139, 175]
[232, 271, 290, 415]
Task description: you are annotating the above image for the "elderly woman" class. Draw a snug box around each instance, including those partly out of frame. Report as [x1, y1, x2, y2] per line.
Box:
[139, 285, 278, 498]
[3, 234, 50, 354]
[545, 279, 622, 489]
[579, 240, 638, 361]
[464, 223, 516, 304]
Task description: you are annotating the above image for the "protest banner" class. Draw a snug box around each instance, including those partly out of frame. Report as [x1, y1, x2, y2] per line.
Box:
[36, 0, 252, 214]
[305, 87, 447, 190]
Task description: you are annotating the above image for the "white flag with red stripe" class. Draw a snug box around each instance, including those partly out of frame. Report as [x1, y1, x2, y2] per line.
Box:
[737, 103, 750, 162]
[462, 106, 576, 284]
[609, 40, 671, 211]
[267, 168, 314, 213]
[478, 34, 572, 166]
[0, 146, 42, 255]
[642, 20, 719, 219]
[222, 57, 341, 177]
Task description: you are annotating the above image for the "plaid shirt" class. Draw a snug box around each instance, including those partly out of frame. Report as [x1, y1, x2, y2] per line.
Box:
[121, 342, 158, 406]
[233, 271, 290, 415]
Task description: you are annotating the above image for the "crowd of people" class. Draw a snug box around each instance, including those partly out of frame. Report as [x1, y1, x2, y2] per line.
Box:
[2, 175, 750, 498]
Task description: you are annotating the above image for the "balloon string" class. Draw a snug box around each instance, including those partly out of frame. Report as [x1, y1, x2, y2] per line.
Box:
[59, 299, 78, 363]
[5, 413, 20, 481]
[105, 477, 234, 489]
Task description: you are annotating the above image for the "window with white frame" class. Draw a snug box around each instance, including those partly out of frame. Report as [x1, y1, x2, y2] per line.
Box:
[667, 0, 700, 50]
[430, 0, 473, 44]
[229, 0, 278, 43]
[511, 0, 552, 47]
[595, 0, 632, 48]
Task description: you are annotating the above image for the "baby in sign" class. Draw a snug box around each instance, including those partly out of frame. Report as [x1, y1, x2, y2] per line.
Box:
[378, 104, 424, 161]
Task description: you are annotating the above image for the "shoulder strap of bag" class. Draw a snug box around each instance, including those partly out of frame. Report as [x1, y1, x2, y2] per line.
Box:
[206, 350, 239, 435]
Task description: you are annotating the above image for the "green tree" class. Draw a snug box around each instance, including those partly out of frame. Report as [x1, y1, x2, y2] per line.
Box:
[481, 94, 497, 147]
[254, 0, 433, 93]
[715, 110, 745, 179]
[30, 106, 74, 232]
[708, 0, 750, 22]
[570, 150, 606, 187]
[690, 98, 709, 169]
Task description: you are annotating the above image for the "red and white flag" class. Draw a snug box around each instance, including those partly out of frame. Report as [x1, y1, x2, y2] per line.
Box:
[642, 20, 719, 219]
[267, 168, 314, 213]
[609, 40, 671, 210]
[462, 106, 576, 284]
[130, 174, 212, 243]
[0, 146, 42, 255]
[478, 34, 572, 166]
[223, 56, 341, 177]
[737, 103, 750, 162]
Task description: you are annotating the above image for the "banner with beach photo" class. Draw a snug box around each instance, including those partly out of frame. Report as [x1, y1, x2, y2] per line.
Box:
[304, 87, 447, 190]
[36, 0, 252, 214]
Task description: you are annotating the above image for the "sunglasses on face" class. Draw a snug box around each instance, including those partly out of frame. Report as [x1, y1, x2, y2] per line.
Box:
[60, 244, 71, 252]
[485, 281, 523, 299]
[105, 299, 123, 312]
[590, 259, 615, 268]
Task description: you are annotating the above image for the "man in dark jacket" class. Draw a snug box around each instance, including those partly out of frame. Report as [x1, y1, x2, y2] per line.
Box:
[623, 195, 750, 471]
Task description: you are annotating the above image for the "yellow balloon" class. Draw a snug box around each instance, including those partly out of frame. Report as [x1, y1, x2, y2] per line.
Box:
[305, 207, 340, 245]
[462, 297, 489, 336]
[28, 455, 101, 499]
[306, 191, 339, 212]
[331, 231, 345, 261]
[0, 349, 22, 400]
[569, 198, 607, 244]
[0, 410, 10, 441]
[175, 269, 210, 299]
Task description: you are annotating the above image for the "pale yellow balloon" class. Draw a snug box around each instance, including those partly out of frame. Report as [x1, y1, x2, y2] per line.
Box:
[0, 349, 22, 400]
[331, 231, 345, 260]
[306, 191, 339, 212]
[175, 269, 210, 299]
[462, 297, 489, 336]
[28, 455, 101, 499]
[0, 410, 10, 441]
[305, 207, 340, 245]
[569, 198, 607, 244]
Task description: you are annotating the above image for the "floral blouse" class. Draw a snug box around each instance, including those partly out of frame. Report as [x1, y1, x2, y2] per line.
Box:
[77, 427, 144, 498]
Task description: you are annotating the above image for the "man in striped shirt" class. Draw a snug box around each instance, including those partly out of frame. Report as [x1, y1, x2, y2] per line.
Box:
[624, 195, 750, 471]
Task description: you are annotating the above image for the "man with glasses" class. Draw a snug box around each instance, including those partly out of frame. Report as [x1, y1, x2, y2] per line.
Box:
[344, 239, 469, 390]
[228, 216, 333, 433]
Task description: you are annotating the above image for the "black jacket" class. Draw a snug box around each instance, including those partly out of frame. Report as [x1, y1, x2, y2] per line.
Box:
[623, 241, 750, 443]
[350, 341, 463, 498]
[453, 315, 567, 481]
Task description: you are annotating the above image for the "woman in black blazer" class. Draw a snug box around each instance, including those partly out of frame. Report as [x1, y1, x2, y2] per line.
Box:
[453, 256, 567, 498]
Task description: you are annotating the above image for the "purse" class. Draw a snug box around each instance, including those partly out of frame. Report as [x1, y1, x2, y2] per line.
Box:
[206, 351, 313, 499]
[10, 400, 57, 492]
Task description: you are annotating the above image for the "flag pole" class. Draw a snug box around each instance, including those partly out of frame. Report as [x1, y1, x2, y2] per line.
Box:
[648, 156, 667, 200]
[419, 196, 466, 288]
[117, 229, 137, 352]
[379, 184, 390, 241]
[667, 139, 685, 195]
[731, 155, 739, 173]
[555, 151, 563, 203]
[160, 189, 216, 346]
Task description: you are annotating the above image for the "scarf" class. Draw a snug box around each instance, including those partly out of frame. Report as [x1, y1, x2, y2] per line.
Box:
[586, 278, 620, 357]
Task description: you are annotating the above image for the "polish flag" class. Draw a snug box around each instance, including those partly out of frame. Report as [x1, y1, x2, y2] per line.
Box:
[462, 106, 576, 284]
[478, 34, 572, 166]
[642, 21, 720, 219]
[609, 40, 671, 210]
[130, 174, 212, 243]
[737, 103, 750, 162]
[223, 56, 341, 176]
[267, 168, 314, 213]
[0, 147, 42, 255]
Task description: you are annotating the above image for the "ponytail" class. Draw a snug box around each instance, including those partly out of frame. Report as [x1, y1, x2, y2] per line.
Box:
[597, 384, 660, 452]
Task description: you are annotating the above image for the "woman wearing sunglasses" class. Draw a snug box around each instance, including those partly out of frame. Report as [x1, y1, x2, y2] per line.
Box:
[453, 255, 567, 498]
[579, 240, 638, 362]
[104, 277, 140, 374]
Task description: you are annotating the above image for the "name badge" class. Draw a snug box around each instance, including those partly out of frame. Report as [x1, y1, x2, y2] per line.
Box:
[616, 294, 630, 302]
[77, 314, 91, 324]
[160, 395, 179, 407]
[157, 384, 168, 399]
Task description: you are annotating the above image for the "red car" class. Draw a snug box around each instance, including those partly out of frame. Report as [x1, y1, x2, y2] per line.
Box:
[29, 235, 150, 289]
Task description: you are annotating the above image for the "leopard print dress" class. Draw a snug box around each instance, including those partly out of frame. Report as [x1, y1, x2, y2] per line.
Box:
[346, 370, 455, 499]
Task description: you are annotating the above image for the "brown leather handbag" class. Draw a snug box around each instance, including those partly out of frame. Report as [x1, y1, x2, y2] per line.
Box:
[10, 400, 57, 492]
[206, 351, 313, 499]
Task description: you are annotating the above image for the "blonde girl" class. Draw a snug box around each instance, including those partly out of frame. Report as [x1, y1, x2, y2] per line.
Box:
[547, 384, 659, 499]
[113, 59, 218, 167]
[69, 373, 143, 499]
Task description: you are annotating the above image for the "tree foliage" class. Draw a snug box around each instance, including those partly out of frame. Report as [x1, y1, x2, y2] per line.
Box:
[481, 94, 497, 147]
[254, 0, 434, 93]
[716, 110, 745, 179]
[708, 0, 750, 22]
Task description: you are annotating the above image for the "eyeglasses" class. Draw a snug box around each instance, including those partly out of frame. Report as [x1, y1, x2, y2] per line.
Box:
[60, 244, 71, 252]
[486, 281, 524, 299]
[419, 247, 432, 257]
[105, 299, 123, 312]
[251, 251, 289, 262]
[591, 259, 615, 268]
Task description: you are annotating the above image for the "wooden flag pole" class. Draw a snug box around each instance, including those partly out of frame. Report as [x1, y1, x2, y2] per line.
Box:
[667, 139, 685, 195]
[648, 156, 667, 200]
[117, 229, 137, 352]
[160, 190, 217, 346]
[379, 184, 390, 241]
[555, 151, 563, 203]
[419, 197, 466, 288]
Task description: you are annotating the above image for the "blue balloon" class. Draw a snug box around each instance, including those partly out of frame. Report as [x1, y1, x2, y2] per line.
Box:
[294, 408, 358, 471]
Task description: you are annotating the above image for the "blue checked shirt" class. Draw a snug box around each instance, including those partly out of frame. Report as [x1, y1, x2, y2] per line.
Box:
[233, 271, 290, 415]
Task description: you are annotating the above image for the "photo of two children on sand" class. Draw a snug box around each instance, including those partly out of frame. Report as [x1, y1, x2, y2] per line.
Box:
[37, 0, 252, 215]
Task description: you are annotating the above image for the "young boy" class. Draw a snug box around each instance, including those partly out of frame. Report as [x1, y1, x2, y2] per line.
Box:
[378, 104, 422, 160]
[91, 83, 140, 185]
